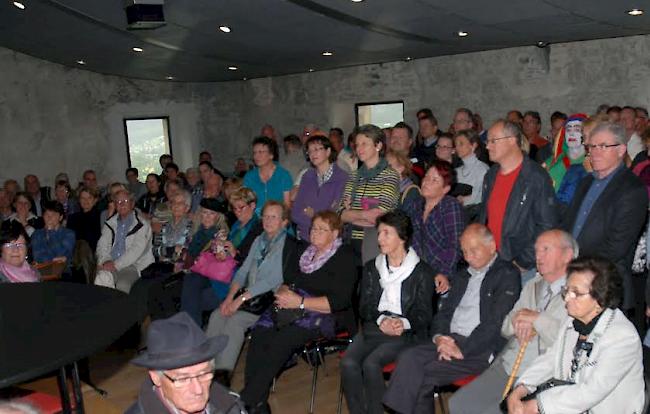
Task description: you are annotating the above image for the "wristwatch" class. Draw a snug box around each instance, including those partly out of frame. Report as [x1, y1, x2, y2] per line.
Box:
[299, 297, 305, 310]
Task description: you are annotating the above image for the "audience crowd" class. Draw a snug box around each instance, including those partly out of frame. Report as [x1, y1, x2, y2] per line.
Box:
[2, 103, 650, 414]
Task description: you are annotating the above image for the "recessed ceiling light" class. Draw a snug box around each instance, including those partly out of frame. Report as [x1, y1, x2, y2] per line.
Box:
[457, 31, 469, 37]
[351, 0, 364, 2]
[322, 51, 333, 56]
[218, 25, 231, 33]
[165, 76, 174, 80]
[628, 8, 644, 16]
[76, 60, 86, 65]
[243, 77, 248, 81]
[132, 47, 143, 52]
[13, 1, 25, 9]
[405, 57, 412, 61]
[308, 68, 314, 72]
[228, 66, 238, 71]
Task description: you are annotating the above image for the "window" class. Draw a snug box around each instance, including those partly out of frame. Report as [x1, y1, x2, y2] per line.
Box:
[124, 117, 172, 175]
[355, 100, 404, 128]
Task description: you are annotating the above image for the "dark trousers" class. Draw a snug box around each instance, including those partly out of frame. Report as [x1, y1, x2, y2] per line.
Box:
[340, 325, 410, 414]
[180, 272, 221, 327]
[240, 325, 320, 407]
[382, 343, 490, 414]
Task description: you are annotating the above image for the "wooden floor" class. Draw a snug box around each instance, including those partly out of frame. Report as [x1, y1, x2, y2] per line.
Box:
[21, 344, 449, 413]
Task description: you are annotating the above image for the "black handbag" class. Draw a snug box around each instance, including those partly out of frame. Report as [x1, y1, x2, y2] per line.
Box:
[233, 287, 275, 315]
[499, 378, 574, 413]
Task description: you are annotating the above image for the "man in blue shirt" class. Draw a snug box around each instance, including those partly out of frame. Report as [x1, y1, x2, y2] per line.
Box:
[243, 136, 293, 215]
[562, 122, 648, 311]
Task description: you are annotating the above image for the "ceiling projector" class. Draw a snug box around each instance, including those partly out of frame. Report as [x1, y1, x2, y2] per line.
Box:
[124, 0, 166, 30]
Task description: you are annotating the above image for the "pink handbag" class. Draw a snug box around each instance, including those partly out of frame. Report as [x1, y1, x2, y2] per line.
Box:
[189, 252, 237, 283]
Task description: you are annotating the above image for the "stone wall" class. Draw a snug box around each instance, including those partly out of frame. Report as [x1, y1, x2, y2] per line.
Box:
[1, 34, 649, 185]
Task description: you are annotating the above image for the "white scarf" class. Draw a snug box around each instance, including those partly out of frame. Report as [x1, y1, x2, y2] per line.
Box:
[376, 248, 420, 317]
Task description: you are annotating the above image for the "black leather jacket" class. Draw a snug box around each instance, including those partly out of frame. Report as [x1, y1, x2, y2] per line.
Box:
[359, 259, 435, 343]
[479, 157, 558, 269]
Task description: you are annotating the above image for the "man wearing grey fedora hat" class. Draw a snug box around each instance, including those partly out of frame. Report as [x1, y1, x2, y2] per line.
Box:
[126, 312, 246, 414]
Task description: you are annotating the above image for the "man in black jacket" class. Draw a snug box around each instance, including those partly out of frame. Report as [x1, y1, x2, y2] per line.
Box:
[383, 224, 521, 414]
[479, 119, 558, 273]
[126, 312, 245, 414]
[562, 122, 648, 312]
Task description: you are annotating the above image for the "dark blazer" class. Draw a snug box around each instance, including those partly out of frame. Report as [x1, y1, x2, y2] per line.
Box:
[359, 260, 435, 343]
[561, 166, 648, 309]
[29, 187, 51, 216]
[432, 256, 521, 357]
[479, 157, 558, 269]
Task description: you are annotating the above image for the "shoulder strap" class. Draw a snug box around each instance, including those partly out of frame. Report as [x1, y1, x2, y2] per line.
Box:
[400, 184, 420, 203]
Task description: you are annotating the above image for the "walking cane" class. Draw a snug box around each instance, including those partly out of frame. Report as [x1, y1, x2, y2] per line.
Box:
[501, 337, 530, 401]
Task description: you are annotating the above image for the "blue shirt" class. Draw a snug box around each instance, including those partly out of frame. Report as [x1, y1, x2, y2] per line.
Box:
[243, 164, 293, 215]
[31, 227, 76, 270]
[111, 212, 135, 260]
[572, 165, 622, 238]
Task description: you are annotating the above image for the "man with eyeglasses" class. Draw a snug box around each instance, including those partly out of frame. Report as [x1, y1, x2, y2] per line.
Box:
[94, 189, 154, 293]
[127, 312, 245, 414]
[562, 121, 648, 316]
[450, 229, 576, 414]
[479, 120, 558, 279]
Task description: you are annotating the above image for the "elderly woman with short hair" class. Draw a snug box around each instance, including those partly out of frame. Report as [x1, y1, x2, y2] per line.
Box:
[0, 221, 40, 283]
[507, 256, 644, 414]
[402, 160, 465, 294]
[206, 200, 300, 388]
[241, 211, 356, 413]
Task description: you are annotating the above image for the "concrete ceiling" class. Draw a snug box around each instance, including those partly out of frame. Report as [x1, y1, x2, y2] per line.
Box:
[0, 0, 648, 82]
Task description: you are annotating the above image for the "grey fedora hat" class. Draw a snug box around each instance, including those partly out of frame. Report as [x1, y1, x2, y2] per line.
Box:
[131, 312, 228, 370]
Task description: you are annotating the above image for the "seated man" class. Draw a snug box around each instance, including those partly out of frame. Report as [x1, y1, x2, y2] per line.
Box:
[383, 223, 521, 414]
[126, 312, 245, 414]
[94, 189, 154, 293]
[449, 229, 577, 414]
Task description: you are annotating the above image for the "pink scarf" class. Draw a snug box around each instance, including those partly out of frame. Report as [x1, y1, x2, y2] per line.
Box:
[299, 238, 343, 274]
[0, 259, 40, 283]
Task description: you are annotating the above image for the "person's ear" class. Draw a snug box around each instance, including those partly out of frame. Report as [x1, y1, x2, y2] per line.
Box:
[149, 371, 162, 387]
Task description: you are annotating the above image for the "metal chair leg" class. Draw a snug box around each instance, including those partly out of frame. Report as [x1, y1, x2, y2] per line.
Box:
[336, 377, 344, 414]
[309, 360, 319, 414]
[57, 367, 72, 414]
[70, 362, 86, 413]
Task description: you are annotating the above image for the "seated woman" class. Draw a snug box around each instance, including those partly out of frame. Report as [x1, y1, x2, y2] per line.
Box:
[205, 201, 299, 387]
[136, 173, 165, 218]
[67, 186, 102, 250]
[153, 190, 194, 263]
[340, 211, 434, 414]
[240, 211, 356, 413]
[291, 135, 348, 240]
[507, 256, 644, 414]
[402, 160, 464, 294]
[5, 192, 43, 236]
[385, 150, 420, 208]
[0, 221, 40, 283]
[435, 133, 461, 168]
[30, 201, 76, 276]
[53, 180, 79, 220]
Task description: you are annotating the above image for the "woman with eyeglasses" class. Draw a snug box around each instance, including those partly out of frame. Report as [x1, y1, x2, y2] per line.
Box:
[205, 200, 300, 389]
[341, 211, 433, 414]
[0, 221, 39, 283]
[180, 188, 259, 326]
[291, 135, 349, 240]
[507, 256, 644, 414]
[402, 160, 465, 295]
[241, 211, 356, 414]
[435, 133, 462, 168]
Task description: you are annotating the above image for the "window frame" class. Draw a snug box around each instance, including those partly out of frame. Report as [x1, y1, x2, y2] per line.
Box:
[123, 116, 173, 169]
[354, 100, 405, 127]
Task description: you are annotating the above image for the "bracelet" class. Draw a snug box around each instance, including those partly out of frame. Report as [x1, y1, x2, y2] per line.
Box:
[299, 296, 305, 310]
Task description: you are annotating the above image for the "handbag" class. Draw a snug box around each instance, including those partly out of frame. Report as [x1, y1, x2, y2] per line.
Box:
[233, 287, 275, 315]
[499, 378, 574, 413]
[190, 252, 237, 283]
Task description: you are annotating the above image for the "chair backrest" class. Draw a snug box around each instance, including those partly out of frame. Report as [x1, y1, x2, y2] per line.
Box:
[34, 260, 66, 281]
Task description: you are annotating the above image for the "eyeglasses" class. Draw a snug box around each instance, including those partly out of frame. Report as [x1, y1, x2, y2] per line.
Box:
[486, 135, 514, 146]
[583, 143, 621, 152]
[560, 286, 591, 300]
[3, 242, 26, 250]
[115, 199, 130, 205]
[162, 371, 214, 388]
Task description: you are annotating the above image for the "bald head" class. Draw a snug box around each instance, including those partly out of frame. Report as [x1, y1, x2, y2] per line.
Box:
[460, 224, 497, 270]
[535, 229, 577, 282]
